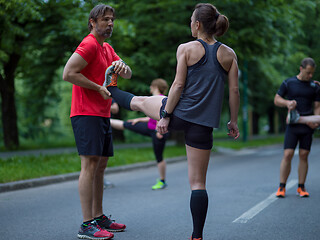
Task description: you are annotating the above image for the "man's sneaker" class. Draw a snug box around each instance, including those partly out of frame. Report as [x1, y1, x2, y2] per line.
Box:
[286, 110, 300, 124]
[190, 237, 202, 240]
[78, 221, 114, 239]
[297, 187, 309, 197]
[103, 65, 118, 87]
[276, 187, 285, 198]
[95, 214, 126, 232]
[152, 179, 167, 190]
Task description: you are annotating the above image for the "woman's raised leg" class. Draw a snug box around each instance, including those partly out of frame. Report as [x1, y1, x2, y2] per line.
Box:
[130, 95, 165, 121]
[108, 86, 165, 120]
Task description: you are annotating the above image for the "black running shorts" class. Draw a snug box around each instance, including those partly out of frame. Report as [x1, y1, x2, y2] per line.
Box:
[71, 116, 113, 157]
[160, 98, 213, 150]
[284, 124, 314, 151]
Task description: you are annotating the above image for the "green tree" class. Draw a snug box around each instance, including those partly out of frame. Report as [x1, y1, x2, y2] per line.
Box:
[0, 0, 89, 149]
[111, 0, 194, 92]
[0, 0, 41, 149]
[215, 0, 315, 134]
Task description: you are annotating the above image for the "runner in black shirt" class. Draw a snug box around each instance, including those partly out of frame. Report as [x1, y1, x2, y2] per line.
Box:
[274, 57, 320, 198]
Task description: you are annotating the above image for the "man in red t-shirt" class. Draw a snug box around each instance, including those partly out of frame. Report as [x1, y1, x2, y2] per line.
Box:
[63, 4, 131, 240]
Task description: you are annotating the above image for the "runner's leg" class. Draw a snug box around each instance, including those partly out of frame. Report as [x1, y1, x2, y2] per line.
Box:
[186, 145, 210, 239]
[279, 149, 294, 184]
[92, 157, 108, 218]
[108, 86, 164, 120]
[298, 115, 320, 124]
[110, 119, 125, 130]
[79, 155, 100, 222]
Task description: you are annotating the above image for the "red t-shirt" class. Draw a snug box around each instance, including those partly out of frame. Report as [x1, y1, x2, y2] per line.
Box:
[70, 34, 120, 118]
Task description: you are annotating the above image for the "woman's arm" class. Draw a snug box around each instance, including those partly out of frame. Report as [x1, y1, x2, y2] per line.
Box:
[226, 54, 240, 139]
[218, 45, 240, 139]
[157, 44, 188, 134]
[164, 44, 188, 114]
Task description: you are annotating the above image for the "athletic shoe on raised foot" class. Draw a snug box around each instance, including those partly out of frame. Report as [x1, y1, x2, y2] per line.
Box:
[297, 187, 309, 197]
[286, 109, 300, 124]
[276, 187, 285, 198]
[95, 214, 126, 232]
[78, 221, 114, 239]
[152, 179, 167, 190]
[103, 65, 118, 87]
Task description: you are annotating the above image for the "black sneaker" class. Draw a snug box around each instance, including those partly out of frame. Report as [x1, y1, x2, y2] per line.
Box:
[287, 109, 300, 124]
[78, 220, 114, 239]
[95, 215, 126, 232]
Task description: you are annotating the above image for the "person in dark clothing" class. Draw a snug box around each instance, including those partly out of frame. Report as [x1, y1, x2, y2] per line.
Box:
[274, 57, 320, 198]
[105, 3, 240, 239]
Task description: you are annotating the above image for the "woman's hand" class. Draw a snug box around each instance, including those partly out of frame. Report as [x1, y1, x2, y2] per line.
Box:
[227, 121, 240, 139]
[157, 118, 170, 134]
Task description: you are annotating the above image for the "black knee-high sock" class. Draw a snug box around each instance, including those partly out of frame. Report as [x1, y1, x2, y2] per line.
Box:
[190, 189, 208, 238]
[107, 86, 135, 110]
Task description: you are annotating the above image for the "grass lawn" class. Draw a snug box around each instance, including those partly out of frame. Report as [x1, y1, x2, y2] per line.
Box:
[0, 135, 286, 183]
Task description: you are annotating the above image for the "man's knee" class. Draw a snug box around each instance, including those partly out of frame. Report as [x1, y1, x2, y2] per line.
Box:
[81, 156, 100, 171]
[96, 157, 108, 174]
[283, 149, 294, 161]
[299, 149, 309, 161]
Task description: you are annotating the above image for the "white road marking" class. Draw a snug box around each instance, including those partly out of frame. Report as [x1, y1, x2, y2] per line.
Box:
[232, 179, 298, 223]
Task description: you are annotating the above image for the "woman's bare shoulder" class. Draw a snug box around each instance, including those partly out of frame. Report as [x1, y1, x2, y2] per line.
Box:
[178, 40, 203, 52]
[217, 43, 238, 72]
[218, 43, 237, 60]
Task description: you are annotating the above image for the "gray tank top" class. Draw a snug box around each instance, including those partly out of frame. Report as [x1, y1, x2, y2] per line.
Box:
[173, 39, 227, 128]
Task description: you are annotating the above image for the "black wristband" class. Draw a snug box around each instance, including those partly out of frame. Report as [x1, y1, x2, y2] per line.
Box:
[161, 109, 172, 118]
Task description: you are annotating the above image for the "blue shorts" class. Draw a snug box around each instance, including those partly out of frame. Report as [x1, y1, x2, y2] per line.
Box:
[71, 116, 113, 157]
[284, 124, 314, 151]
[160, 98, 213, 150]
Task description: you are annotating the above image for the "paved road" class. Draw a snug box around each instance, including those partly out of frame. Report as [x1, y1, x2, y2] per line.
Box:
[1, 141, 320, 240]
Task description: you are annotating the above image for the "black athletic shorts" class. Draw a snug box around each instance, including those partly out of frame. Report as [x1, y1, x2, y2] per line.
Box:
[284, 124, 314, 151]
[71, 116, 113, 157]
[160, 98, 213, 150]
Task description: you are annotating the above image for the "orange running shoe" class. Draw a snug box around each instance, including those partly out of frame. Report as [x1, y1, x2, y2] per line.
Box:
[104, 65, 118, 87]
[190, 238, 202, 240]
[297, 187, 309, 197]
[276, 187, 285, 198]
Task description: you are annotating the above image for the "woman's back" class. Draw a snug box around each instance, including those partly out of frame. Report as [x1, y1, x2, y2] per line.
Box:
[174, 39, 228, 128]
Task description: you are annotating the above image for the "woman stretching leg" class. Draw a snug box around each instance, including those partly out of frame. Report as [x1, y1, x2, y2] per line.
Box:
[107, 3, 240, 239]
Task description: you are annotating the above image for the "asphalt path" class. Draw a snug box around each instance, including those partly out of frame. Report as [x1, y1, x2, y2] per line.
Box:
[1, 140, 320, 240]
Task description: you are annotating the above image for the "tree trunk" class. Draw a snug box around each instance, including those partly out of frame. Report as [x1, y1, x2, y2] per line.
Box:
[252, 111, 260, 135]
[267, 106, 275, 134]
[0, 52, 20, 149]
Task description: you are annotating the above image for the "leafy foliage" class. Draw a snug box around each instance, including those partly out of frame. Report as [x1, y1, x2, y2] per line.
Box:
[1, 0, 320, 149]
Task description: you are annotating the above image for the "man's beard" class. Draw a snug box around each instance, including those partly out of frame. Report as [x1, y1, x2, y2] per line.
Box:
[96, 25, 113, 38]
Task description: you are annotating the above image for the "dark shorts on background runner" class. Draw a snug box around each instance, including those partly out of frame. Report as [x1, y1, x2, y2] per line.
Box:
[284, 124, 314, 151]
[71, 116, 113, 157]
[160, 98, 213, 150]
